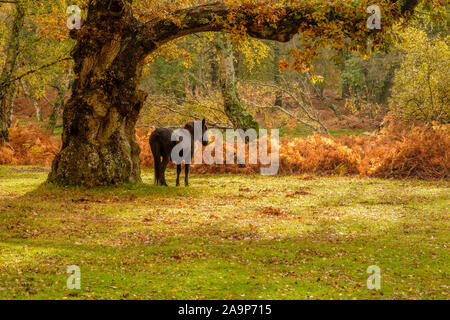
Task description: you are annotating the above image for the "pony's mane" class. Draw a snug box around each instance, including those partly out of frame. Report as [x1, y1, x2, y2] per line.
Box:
[184, 122, 195, 135]
[184, 120, 206, 136]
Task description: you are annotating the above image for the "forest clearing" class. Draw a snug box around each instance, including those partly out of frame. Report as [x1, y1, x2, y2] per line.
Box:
[0, 0, 448, 304]
[1, 167, 448, 299]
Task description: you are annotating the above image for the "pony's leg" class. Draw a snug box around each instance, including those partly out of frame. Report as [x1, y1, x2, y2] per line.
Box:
[176, 165, 182, 187]
[185, 164, 190, 186]
[153, 156, 161, 185]
[150, 139, 161, 185]
[160, 156, 170, 186]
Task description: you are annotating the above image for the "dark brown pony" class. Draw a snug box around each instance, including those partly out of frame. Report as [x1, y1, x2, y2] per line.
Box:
[149, 119, 209, 186]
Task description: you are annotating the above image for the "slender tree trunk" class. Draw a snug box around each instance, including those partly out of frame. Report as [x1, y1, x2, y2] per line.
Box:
[273, 45, 283, 107]
[340, 53, 350, 100]
[22, 80, 42, 122]
[0, 3, 24, 142]
[210, 53, 219, 89]
[233, 50, 240, 79]
[379, 63, 397, 105]
[6, 82, 17, 127]
[47, 74, 73, 134]
[47, 87, 66, 134]
[31, 96, 42, 122]
[214, 33, 259, 132]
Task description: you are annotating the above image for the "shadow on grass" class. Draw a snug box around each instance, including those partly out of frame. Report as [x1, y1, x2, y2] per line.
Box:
[1, 169, 449, 299]
[27, 180, 210, 199]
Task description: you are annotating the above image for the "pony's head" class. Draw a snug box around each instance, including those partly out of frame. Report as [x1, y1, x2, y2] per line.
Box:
[184, 119, 209, 146]
[200, 119, 209, 146]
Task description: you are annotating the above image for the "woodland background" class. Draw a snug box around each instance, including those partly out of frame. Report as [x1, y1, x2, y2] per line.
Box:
[0, 0, 449, 300]
[0, 1, 448, 179]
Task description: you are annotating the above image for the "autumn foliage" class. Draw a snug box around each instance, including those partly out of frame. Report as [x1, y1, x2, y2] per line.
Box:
[137, 119, 449, 179]
[279, 119, 449, 179]
[359, 119, 449, 179]
[0, 124, 60, 166]
[1, 120, 448, 179]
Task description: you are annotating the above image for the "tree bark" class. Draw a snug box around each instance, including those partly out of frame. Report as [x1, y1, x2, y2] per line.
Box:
[47, 76, 72, 135]
[22, 80, 43, 122]
[6, 82, 17, 127]
[214, 33, 259, 132]
[273, 45, 283, 107]
[33, 97, 42, 122]
[379, 63, 397, 105]
[210, 55, 219, 89]
[48, 1, 148, 185]
[0, 3, 24, 142]
[48, 0, 420, 185]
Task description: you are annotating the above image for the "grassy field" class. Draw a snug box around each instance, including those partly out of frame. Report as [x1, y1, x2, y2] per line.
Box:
[0, 166, 448, 300]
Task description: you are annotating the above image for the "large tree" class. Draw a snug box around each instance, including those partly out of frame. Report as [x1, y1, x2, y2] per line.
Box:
[47, 0, 421, 185]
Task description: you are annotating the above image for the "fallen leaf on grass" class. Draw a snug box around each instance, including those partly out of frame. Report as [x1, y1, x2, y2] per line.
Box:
[286, 189, 312, 197]
[261, 207, 285, 216]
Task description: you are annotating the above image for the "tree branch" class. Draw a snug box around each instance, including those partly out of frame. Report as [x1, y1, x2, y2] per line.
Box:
[141, 1, 420, 51]
[1, 57, 71, 89]
[142, 2, 308, 50]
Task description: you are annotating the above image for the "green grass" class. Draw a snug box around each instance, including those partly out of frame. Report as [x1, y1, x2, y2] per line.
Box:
[328, 129, 368, 137]
[0, 166, 448, 300]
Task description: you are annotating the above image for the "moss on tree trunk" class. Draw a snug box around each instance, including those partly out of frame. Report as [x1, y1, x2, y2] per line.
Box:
[214, 33, 259, 132]
[48, 1, 147, 185]
[47, 75, 72, 135]
[0, 3, 24, 142]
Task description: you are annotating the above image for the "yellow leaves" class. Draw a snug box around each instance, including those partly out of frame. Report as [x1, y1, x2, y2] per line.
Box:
[390, 26, 450, 123]
[153, 42, 192, 64]
[234, 37, 270, 71]
[33, 1, 75, 42]
[310, 75, 324, 84]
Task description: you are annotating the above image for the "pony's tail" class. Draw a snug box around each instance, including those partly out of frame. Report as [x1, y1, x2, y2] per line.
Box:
[150, 135, 161, 185]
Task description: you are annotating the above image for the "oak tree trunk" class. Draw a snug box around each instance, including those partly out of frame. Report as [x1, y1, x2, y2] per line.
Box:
[48, 1, 148, 185]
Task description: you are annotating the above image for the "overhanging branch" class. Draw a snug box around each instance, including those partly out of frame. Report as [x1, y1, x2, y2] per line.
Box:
[140, 0, 420, 52]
